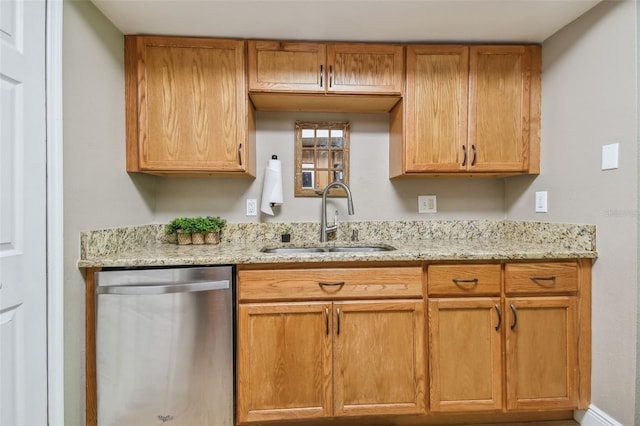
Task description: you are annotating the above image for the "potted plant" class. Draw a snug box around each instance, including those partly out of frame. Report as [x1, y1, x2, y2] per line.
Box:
[165, 217, 195, 245]
[281, 225, 292, 243]
[198, 216, 227, 245]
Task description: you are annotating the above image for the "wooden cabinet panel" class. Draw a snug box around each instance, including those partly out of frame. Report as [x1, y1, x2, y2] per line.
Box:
[404, 45, 469, 172]
[429, 298, 503, 412]
[333, 300, 426, 416]
[237, 302, 332, 423]
[126, 36, 255, 176]
[428, 264, 501, 296]
[238, 267, 423, 302]
[505, 262, 578, 295]
[248, 40, 326, 92]
[327, 43, 403, 94]
[469, 46, 534, 172]
[505, 297, 577, 410]
[391, 44, 541, 177]
[248, 40, 403, 112]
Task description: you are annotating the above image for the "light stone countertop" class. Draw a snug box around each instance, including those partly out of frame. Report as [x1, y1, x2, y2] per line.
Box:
[78, 220, 597, 269]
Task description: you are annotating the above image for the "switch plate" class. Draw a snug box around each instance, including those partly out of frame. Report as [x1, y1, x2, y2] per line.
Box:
[535, 191, 548, 213]
[602, 143, 619, 170]
[418, 195, 437, 213]
[246, 199, 257, 216]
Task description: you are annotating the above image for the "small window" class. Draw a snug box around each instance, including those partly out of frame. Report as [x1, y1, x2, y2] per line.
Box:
[294, 121, 350, 197]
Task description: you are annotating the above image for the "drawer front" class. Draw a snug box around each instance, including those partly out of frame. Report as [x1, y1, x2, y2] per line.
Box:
[238, 267, 423, 302]
[505, 262, 578, 294]
[428, 264, 501, 296]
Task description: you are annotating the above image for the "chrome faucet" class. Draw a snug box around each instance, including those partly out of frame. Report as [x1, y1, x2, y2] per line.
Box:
[320, 181, 354, 242]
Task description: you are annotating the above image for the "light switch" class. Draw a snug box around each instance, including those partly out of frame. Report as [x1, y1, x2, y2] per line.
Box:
[535, 191, 548, 213]
[602, 143, 619, 170]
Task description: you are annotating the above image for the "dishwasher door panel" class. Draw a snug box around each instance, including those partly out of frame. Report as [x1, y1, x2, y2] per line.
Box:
[96, 268, 233, 426]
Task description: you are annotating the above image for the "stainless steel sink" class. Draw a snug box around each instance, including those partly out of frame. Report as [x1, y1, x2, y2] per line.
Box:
[260, 244, 395, 254]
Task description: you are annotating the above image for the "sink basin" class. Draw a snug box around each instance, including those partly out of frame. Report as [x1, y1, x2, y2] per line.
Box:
[261, 245, 396, 254]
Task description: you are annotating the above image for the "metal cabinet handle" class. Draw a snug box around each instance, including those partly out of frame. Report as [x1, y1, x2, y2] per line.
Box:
[325, 307, 329, 336]
[530, 276, 556, 282]
[461, 145, 467, 166]
[452, 278, 478, 285]
[320, 65, 324, 87]
[510, 304, 518, 330]
[329, 65, 333, 88]
[318, 281, 345, 287]
[471, 144, 477, 166]
[336, 307, 341, 335]
[238, 144, 243, 166]
[495, 304, 502, 331]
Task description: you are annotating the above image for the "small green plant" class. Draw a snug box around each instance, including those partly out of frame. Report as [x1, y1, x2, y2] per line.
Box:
[165, 217, 194, 235]
[194, 216, 227, 234]
[166, 216, 227, 235]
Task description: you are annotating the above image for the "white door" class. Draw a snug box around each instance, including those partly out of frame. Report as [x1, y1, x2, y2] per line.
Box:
[0, 0, 48, 424]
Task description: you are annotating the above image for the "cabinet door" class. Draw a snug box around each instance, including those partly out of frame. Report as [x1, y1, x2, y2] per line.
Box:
[129, 36, 252, 174]
[428, 298, 503, 412]
[505, 297, 577, 410]
[237, 302, 332, 423]
[333, 300, 426, 416]
[468, 45, 536, 172]
[404, 45, 469, 172]
[327, 43, 403, 94]
[248, 40, 326, 92]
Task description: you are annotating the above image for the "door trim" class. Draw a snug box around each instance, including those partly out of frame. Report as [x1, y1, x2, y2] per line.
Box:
[46, 0, 64, 424]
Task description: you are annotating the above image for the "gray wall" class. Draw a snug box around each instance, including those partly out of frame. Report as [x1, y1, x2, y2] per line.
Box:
[154, 111, 506, 224]
[63, 1, 156, 424]
[63, 0, 639, 424]
[505, 1, 638, 424]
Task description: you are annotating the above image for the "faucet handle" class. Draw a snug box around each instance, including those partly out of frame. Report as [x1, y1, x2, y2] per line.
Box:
[334, 210, 338, 226]
[352, 228, 359, 242]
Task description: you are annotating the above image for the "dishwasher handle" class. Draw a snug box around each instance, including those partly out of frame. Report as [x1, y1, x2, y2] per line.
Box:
[96, 280, 230, 296]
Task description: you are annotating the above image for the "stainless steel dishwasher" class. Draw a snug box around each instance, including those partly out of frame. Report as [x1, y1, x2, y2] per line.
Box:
[95, 266, 234, 426]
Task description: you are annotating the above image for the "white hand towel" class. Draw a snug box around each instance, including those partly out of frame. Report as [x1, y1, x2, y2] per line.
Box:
[260, 158, 283, 215]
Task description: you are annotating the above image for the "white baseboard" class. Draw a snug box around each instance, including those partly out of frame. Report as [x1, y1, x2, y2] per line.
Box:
[574, 405, 622, 426]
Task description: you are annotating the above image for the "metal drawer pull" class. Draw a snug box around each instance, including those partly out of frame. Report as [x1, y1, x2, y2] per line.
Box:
[319, 281, 345, 287]
[336, 307, 341, 335]
[238, 144, 243, 166]
[510, 304, 517, 330]
[471, 144, 477, 166]
[452, 278, 478, 285]
[320, 65, 323, 87]
[461, 145, 467, 166]
[495, 305, 502, 331]
[325, 307, 329, 336]
[329, 65, 333, 88]
[530, 276, 556, 281]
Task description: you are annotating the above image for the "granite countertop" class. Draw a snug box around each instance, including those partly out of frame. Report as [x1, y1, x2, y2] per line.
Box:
[78, 220, 597, 269]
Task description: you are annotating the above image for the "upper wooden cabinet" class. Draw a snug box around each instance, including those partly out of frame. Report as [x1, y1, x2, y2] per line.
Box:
[390, 44, 541, 177]
[125, 36, 255, 176]
[248, 40, 404, 113]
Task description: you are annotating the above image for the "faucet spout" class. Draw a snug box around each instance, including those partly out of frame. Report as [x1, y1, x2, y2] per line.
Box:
[320, 181, 354, 242]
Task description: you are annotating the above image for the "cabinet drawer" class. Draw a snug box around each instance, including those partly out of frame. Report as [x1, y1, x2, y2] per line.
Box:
[505, 262, 578, 294]
[428, 264, 501, 296]
[238, 267, 423, 302]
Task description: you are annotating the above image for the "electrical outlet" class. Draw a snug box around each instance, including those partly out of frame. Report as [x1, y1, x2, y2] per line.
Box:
[246, 199, 257, 216]
[418, 195, 437, 214]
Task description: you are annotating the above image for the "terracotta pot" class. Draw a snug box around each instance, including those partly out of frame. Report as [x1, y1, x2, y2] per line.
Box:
[205, 231, 220, 245]
[191, 232, 205, 245]
[176, 231, 192, 245]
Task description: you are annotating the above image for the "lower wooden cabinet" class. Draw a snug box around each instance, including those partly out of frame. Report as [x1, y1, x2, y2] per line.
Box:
[237, 299, 425, 423]
[427, 260, 589, 415]
[428, 297, 503, 412]
[505, 296, 577, 411]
